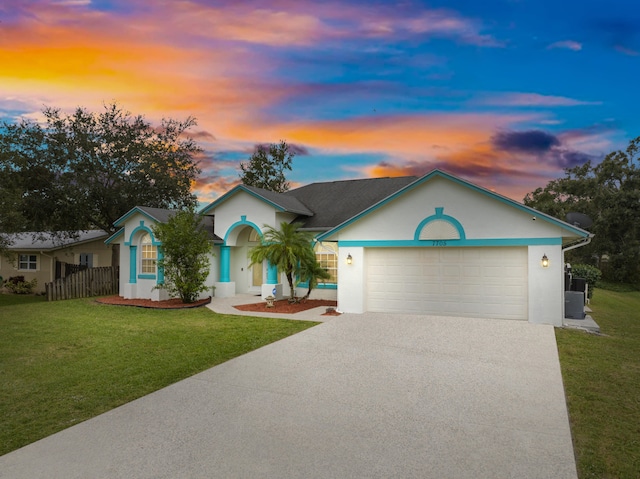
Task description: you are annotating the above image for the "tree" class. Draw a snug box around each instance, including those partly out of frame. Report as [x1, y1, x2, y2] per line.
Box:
[524, 136, 640, 282]
[249, 222, 315, 301]
[239, 140, 294, 192]
[298, 249, 331, 301]
[152, 209, 212, 303]
[0, 102, 201, 239]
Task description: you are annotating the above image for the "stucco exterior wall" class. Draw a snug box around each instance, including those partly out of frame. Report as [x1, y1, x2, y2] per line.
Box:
[115, 212, 216, 301]
[0, 252, 53, 293]
[324, 177, 582, 323]
[337, 247, 365, 313]
[329, 176, 567, 242]
[527, 245, 564, 326]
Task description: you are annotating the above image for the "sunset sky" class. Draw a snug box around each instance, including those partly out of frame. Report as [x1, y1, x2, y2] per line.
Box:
[2, 0, 639, 204]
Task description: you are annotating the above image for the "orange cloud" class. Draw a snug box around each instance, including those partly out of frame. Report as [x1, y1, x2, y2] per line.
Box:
[227, 112, 539, 160]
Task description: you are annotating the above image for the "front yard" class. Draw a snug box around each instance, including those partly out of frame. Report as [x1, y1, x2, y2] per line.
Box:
[556, 287, 640, 478]
[0, 295, 318, 456]
[2, 289, 639, 478]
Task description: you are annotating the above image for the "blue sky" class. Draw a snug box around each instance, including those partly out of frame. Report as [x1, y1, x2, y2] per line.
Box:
[1, 0, 638, 202]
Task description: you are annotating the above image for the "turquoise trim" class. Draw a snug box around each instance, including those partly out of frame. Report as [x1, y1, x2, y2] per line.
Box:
[138, 274, 156, 280]
[220, 245, 231, 282]
[414, 207, 466, 241]
[338, 237, 563, 247]
[200, 185, 287, 215]
[105, 228, 124, 245]
[223, 217, 262, 244]
[296, 281, 337, 290]
[157, 247, 164, 285]
[113, 206, 163, 227]
[316, 169, 590, 241]
[124, 221, 161, 246]
[129, 246, 137, 284]
[266, 261, 278, 284]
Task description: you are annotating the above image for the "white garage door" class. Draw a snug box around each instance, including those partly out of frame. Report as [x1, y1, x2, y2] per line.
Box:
[366, 247, 528, 320]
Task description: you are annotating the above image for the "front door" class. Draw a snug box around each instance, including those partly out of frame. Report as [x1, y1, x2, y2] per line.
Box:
[251, 261, 263, 289]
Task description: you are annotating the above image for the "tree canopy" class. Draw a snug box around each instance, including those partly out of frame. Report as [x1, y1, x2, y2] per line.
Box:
[0, 102, 202, 239]
[239, 140, 294, 192]
[524, 136, 640, 282]
[152, 208, 212, 303]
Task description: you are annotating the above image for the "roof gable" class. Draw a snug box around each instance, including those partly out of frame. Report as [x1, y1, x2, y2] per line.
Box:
[317, 169, 590, 241]
[285, 176, 418, 230]
[113, 206, 176, 227]
[200, 184, 313, 216]
[110, 206, 221, 243]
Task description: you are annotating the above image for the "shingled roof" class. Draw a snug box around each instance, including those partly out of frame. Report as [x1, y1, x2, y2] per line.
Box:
[284, 176, 418, 230]
[112, 206, 222, 242]
[5, 230, 109, 250]
[242, 185, 314, 216]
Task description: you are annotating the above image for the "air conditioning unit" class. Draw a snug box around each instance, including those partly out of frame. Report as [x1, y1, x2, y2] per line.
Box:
[565, 291, 585, 319]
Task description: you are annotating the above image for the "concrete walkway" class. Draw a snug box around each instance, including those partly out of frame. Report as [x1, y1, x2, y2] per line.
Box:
[0, 302, 577, 478]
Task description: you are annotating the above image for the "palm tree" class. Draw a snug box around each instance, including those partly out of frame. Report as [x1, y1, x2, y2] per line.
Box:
[249, 222, 315, 302]
[298, 251, 331, 301]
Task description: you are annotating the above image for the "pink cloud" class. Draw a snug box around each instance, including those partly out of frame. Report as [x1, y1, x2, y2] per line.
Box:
[547, 40, 583, 51]
[614, 45, 639, 56]
[474, 92, 601, 107]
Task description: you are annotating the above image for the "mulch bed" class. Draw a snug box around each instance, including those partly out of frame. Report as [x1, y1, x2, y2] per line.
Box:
[234, 299, 339, 315]
[96, 295, 212, 309]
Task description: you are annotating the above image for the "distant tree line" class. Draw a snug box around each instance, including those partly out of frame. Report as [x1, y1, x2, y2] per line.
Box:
[524, 136, 640, 283]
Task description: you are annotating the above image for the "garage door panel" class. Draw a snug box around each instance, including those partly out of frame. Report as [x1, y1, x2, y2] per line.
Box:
[365, 247, 528, 320]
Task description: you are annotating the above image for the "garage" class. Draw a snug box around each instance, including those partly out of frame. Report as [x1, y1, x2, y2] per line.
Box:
[366, 247, 528, 320]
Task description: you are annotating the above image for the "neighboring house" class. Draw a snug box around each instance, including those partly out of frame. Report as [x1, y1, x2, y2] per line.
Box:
[108, 170, 592, 326]
[0, 230, 113, 293]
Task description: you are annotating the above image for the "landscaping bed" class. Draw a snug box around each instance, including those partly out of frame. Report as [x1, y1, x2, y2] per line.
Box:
[234, 298, 338, 314]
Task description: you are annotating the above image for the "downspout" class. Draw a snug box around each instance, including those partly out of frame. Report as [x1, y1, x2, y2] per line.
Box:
[560, 235, 594, 319]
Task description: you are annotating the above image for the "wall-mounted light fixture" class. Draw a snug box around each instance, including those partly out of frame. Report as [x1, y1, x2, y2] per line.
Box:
[541, 254, 549, 268]
[346, 254, 353, 265]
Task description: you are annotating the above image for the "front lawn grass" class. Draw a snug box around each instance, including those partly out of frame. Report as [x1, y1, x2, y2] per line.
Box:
[556, 288, 640, 478]
[0, 295, 318, 456]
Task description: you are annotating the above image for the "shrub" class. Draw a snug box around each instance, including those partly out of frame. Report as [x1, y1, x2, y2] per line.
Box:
[5, 276, 38, 294]
[152, 209, 213, 303]
[572, 264, 602, 299]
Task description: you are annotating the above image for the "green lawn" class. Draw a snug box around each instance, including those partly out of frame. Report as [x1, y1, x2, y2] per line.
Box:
[556, 288, 640, 479]
[0, 295, 318, 456]
[3, 291, 639, 475]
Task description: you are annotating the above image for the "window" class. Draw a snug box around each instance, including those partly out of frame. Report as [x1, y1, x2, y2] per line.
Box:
[140, 233, 157, 275]
[315, 242, 338, 283]
[249, 229, 260, 243]
[79, 253, 93, 268]
[19, 254, 38, 271]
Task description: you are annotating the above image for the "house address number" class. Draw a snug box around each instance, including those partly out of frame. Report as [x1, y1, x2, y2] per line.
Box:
[431, 240, 447, 246]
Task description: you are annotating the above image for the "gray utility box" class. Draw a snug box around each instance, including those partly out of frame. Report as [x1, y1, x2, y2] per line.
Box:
[565, 291, 585, 319]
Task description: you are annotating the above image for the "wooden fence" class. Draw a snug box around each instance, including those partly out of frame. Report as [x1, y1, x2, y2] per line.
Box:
[45, 266, 119, 301]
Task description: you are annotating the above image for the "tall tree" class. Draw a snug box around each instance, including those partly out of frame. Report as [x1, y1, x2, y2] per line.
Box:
[524, 136, 640, 282]
[249, 222, 315, 301]
[239, 140, 294, 192]
[152, 208, 213, 303]
[0, 102, 202, 238]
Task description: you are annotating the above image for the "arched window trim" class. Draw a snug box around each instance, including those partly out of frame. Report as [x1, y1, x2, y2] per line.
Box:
[139, 232, 157, 278]
[414, 207, 466, 241]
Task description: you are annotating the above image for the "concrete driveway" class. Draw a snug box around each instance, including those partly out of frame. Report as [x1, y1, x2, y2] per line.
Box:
[0, 312, 577, 479]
